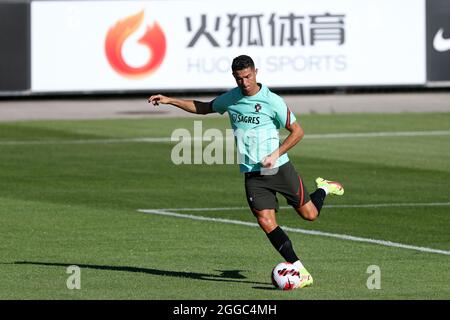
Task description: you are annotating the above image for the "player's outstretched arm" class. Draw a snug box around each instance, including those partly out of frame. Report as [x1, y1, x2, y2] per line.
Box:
[148, 94, 214, 114]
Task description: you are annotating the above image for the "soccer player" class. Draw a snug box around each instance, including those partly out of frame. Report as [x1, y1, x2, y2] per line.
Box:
[148, 55, 344, 289]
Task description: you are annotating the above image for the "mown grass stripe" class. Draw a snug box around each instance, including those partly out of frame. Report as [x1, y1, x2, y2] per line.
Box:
[1, 130, 450, 145]
[138, 209, 450, 256]
[147, 201, 450, 212]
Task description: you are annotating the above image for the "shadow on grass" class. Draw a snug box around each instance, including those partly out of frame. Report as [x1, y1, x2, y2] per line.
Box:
[12, 261, 273, 288]
[252, 286, 278, 291]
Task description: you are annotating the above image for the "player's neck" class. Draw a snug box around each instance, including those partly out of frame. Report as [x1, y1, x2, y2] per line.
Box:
[242, 83, 261, 97]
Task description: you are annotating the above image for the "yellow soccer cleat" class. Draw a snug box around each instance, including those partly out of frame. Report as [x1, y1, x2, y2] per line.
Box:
[297, 267, 314, 288]
[316, 177, 344, 196]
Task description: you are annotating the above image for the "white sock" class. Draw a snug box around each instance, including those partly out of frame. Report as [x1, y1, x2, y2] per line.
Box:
[319, 186, 329, 195]
[293, 260, 304, 270]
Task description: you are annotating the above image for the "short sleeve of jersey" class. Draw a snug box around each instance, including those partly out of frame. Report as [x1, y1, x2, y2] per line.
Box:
[212, 91, 232, 115]
[272, 95, 297, 129]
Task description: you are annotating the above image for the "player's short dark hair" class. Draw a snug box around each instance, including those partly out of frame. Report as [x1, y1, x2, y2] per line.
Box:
[231, 55, 255, 72]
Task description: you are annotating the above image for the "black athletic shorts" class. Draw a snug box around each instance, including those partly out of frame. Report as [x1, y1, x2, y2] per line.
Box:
[244, 161, 311, 212]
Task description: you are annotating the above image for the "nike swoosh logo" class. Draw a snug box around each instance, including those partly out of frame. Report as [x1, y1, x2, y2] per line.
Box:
[433, 28, 450, 52]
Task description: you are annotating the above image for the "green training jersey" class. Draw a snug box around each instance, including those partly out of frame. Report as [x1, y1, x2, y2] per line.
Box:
[212, 84, 297, 173]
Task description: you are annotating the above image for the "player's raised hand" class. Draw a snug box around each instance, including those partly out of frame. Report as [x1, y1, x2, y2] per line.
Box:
[148, 94, 170, 106]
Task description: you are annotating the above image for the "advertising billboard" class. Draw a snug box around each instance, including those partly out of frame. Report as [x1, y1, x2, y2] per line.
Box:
[0, 1, 30, 92]
[426, 0, 450, 83]
[31, 0, 426, 93]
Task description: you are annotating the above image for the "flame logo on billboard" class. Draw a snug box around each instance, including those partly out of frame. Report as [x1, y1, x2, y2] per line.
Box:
[105, 10, 166, 78]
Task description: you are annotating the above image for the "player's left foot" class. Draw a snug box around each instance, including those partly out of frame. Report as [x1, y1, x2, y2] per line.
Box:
[297, 267, 313, 288]
[316, 177, 344, 196]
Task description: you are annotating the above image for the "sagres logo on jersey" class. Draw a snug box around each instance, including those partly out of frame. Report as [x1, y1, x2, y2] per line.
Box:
[231, 112, 260, 124]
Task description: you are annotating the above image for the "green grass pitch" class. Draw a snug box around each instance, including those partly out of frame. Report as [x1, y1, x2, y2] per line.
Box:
[0, 112, 449, 299]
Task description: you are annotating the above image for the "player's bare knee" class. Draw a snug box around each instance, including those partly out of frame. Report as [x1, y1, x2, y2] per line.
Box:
[296, 207, 318, 221]
[304, 211, 318, 221]
[257, 216, 275, 231]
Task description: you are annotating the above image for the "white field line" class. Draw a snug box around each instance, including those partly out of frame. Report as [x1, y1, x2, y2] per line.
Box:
[147, 201, 450, 212]
[305, 130, 450, 139]
[0, 137, 171, 145]
[1, 130, 450, 145]
[137, 208, 450, 256]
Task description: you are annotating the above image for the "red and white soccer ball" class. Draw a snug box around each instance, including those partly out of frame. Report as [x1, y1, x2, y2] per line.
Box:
[271, 262, 301, 290]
